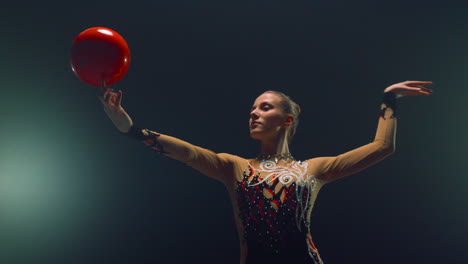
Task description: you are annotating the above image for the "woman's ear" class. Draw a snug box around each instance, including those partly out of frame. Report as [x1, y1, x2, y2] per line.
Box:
[283, 114, 294, 127]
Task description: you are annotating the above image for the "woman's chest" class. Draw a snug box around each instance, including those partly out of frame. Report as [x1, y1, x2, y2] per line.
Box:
[233, 160, 321, 218]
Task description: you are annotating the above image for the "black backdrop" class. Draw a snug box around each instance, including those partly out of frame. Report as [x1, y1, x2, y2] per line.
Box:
[0, 1, 466, 263]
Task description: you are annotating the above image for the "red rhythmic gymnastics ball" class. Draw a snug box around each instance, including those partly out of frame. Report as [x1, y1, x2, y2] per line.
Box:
[70, 27, 131, 87]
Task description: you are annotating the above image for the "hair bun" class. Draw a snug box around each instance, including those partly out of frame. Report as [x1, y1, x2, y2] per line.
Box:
[293, 102, 301, 116]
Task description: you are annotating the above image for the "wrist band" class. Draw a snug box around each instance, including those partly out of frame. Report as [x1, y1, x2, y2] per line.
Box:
[125, 125, 146, 140]
[123, 125, 168, 154]
[380, 91, 397, 119]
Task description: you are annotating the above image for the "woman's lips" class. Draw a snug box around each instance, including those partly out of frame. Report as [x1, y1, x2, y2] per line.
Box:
[250, 122, 261, 127]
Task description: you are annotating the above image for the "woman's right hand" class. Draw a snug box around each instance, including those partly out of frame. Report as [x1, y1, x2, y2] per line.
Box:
[98, 87, 133, 133]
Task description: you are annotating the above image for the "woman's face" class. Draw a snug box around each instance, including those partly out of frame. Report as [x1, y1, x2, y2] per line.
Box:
[249, 93, 292, 141]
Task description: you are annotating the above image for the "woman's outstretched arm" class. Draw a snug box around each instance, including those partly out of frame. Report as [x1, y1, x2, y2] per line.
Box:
[98, 87, 235, 184]
[308, 81, 433, 183]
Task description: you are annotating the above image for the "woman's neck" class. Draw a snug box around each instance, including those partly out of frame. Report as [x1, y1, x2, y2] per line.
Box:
[260, 133, 289, 155]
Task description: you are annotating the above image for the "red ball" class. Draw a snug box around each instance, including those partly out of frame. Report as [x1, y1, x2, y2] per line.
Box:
[70, 27, 131, 87]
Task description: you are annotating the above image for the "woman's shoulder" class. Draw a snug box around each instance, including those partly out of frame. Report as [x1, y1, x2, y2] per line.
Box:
[303, 156, 334, 164]
[216, 153, 251, 165]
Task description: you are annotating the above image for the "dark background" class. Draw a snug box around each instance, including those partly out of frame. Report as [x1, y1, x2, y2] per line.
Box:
[0, 1, 466, 263]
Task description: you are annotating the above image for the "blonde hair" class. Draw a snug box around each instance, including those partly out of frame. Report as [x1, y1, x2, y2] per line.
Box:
[263, 90, 301, 143]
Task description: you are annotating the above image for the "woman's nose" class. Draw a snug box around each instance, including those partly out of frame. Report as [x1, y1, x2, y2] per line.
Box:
[250, 110, 259, 120]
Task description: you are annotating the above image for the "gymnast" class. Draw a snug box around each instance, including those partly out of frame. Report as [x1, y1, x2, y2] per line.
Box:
[99, 80, 433, 263]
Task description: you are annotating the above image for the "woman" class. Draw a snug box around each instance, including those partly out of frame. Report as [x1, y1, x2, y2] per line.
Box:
[99, 81, 433, 264]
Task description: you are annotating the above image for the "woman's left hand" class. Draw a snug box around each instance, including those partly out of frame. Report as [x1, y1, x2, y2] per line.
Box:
[384, 80, 434, 99]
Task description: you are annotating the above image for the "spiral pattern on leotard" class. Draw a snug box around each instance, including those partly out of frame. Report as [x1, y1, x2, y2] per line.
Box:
[249, 160, 310, 186]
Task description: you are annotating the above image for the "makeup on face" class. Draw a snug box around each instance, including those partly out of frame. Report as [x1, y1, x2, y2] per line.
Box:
[249, 93, 288, 138]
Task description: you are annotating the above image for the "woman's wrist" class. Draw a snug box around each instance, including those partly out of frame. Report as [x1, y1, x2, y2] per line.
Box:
[121, 125, 167, 154]
[123, 124, 146, 140]
[383, 90, 397, 104]
[381, 91, 397, 119]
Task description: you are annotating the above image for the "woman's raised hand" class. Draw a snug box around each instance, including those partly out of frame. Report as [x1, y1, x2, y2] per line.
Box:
[98, 87, 133, 133]
[384, 80, 434, 99]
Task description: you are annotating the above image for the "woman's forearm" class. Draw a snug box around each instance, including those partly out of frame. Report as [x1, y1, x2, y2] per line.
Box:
[124, 125, 234, 183]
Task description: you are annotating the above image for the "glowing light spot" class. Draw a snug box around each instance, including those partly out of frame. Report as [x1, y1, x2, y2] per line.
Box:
[98, 29, 113, 36]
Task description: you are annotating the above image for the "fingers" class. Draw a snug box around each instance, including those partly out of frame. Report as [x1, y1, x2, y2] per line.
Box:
[98, 87, 114, 105]
[99, 87, 110, 99]
[405, 80, 433, 86]
[98, 88, 125, 108]
[104, 90, 113, 103]
[386, 81, 435, 99]
[100, 87, 112, 100]
[412, 90, 431, 96]
[405, 87, 433, 97]
[405, 80, 433, 84]
[403, 81, 434, 95]
[116, 90, 123, 106]
[416, 85, 433, 92]
[414, 85, 434, 95]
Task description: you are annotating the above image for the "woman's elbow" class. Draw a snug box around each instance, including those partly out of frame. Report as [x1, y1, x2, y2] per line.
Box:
[384, 146, 396, 155]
